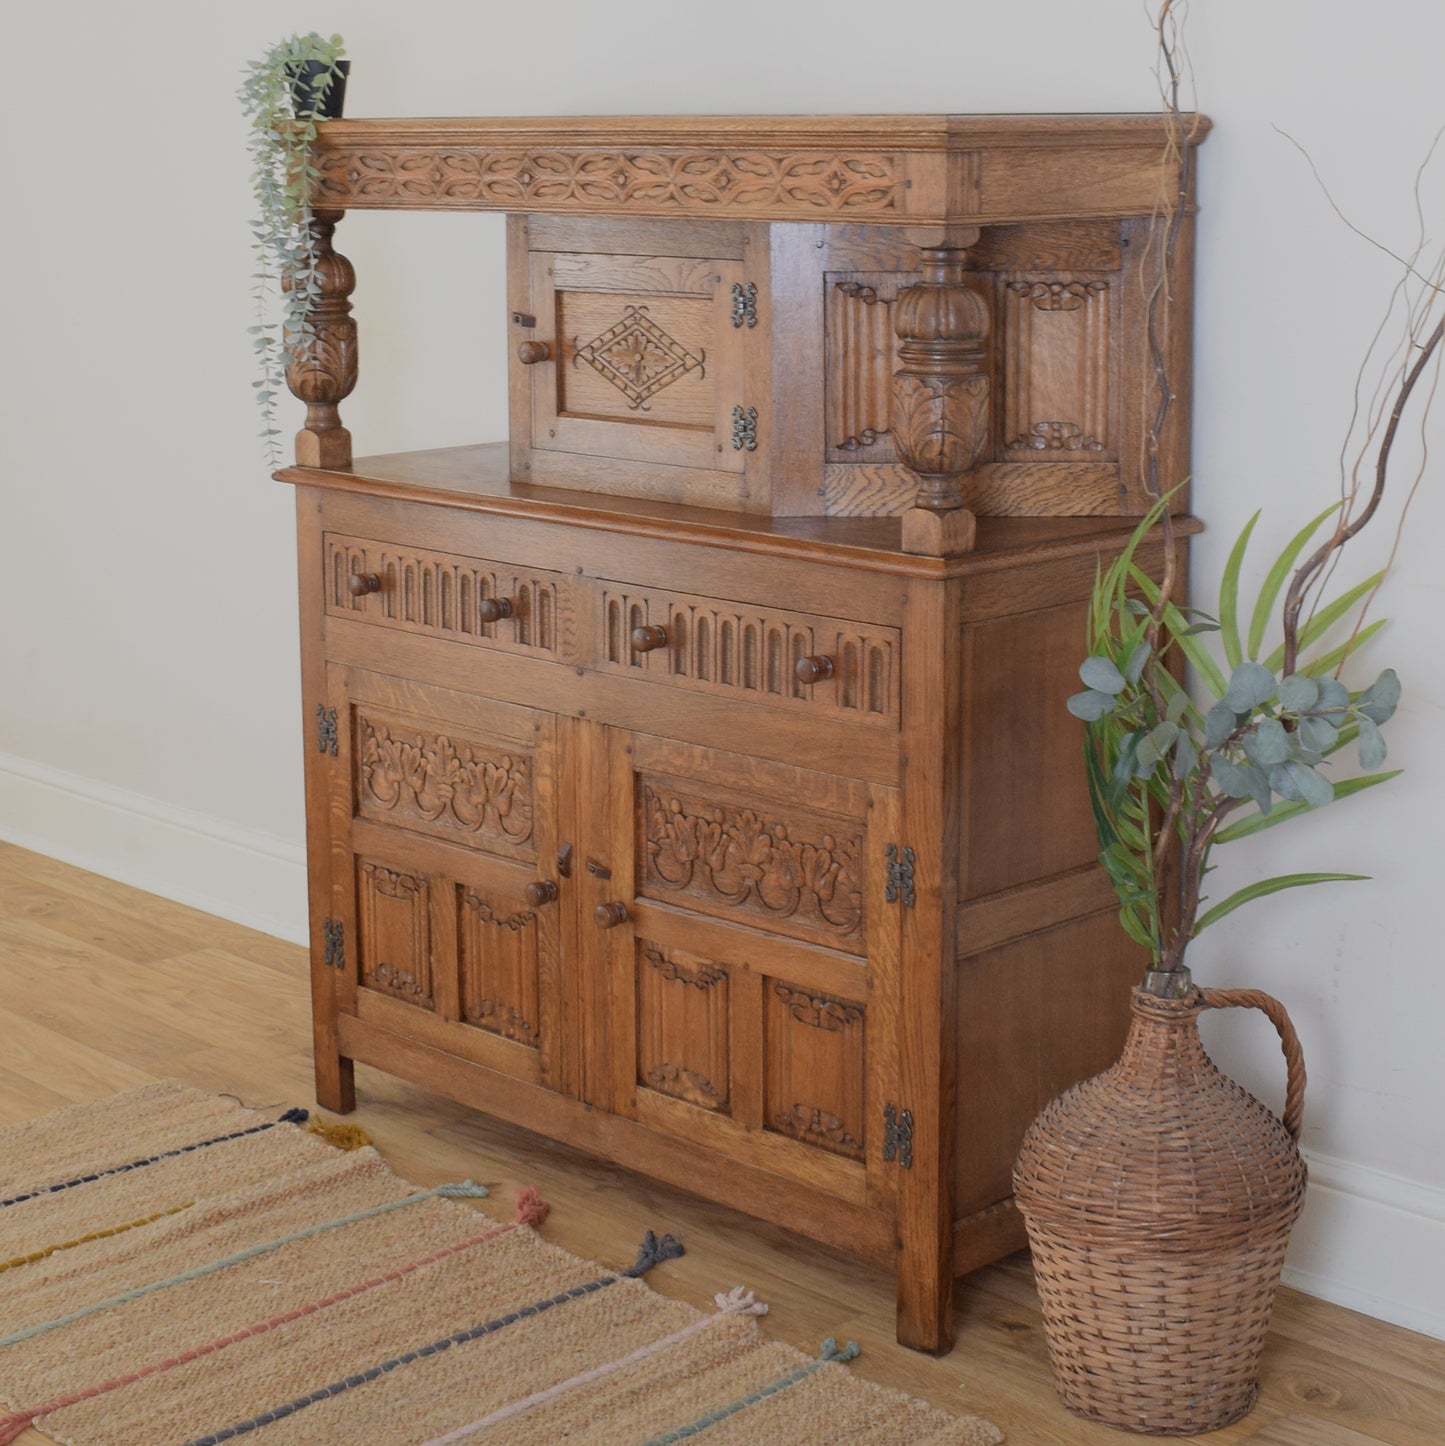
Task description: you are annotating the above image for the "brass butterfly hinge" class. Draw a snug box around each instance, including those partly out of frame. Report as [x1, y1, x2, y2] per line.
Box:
[884, 844, 916, 907]
[730, 281, 758, 328]
[731, 405, 759, 451]
[315, 704, 338, 756]
[322, 918, 345, 971]
[883, 1104, 914, 1169]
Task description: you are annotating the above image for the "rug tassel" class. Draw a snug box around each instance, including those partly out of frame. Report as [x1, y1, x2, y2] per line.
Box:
[279, 1107, 309, 1125]
[818, 1337, 861, 1364]
[435, 1181, 490, 1200]
[305, 1118, 372, 1151]
[0, 1409, 36, 1444]
[631, 1230, 685, 1274]
[513, 1186, 549, 1226]
[713, 1286, 768, 1317]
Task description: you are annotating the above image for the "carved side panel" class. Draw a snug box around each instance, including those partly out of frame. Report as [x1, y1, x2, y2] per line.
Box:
[1000, 275, 1114, 459]
[639, 777, 865, 953]
[561, 297, 712, 424]
[458, 890, 541, 1049]
[357, 860, 433, 1010]
[355, 707, 535, 861]
[598, 586, 898, 725]
[826, 277, 900, 462]
[764, 979, 866, 1161]
[324, 534, 573, 660]
[636, 943, 730, 1113]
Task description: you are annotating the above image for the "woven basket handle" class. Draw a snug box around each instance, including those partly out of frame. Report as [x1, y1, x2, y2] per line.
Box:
[1198, 988, 1306, 1142]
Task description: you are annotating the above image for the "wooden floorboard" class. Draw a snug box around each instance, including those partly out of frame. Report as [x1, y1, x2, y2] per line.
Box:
[0, 838, 1440, 1444]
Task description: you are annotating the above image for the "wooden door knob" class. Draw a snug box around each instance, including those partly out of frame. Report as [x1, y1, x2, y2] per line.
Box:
[594, 901, 630, 929]
[517, 341, 552, 365]
[794, 655, 836, 685]
[347, 571, 381, 596]
[524, 879, 559, 907]
[478, 597, 517, 624]
[630, 625, 669, 653]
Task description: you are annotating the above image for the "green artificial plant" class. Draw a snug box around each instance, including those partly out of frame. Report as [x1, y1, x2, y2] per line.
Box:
[239, 32, 347, 467]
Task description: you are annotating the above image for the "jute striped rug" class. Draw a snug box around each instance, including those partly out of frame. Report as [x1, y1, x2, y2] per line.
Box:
[0, 1081, 1001, 1444]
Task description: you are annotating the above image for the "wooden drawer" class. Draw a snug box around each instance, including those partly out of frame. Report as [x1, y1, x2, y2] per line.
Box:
[324, 531, 580, 664]
[594, 578, 901, 728]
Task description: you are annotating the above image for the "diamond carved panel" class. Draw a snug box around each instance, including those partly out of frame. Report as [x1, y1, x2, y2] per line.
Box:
[574, 305, 706, 411]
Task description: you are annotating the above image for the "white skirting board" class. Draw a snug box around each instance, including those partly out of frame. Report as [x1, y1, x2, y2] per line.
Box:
[2, 747, 1443, 1341]
[0, 749, 308, 947]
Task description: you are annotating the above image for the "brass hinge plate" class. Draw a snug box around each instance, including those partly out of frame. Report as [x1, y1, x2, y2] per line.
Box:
[883, 1103, 914, 1169]
[730, 281, 758, 328]
[322, 917, 345, 970]
[731, 405, 758, 451]
[316, 704, 338, 756]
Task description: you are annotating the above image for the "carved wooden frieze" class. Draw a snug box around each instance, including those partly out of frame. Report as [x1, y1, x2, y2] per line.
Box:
[637, 943, 730, 1114]
[1001, 273, 1113, 458]
[315, 147, 904, 220]
[356, 710, 535, 858]
[765, 974, 866, 1162]
[325, 535, 571, 659]
[459, 891, 541, 1050]
[640, 782, 864, 951]
[357, 860, 433, 1009]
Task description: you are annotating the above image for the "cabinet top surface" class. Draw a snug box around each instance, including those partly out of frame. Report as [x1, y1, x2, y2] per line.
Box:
[309, 112, 1209, 224]
[280, 444, 1198, 579]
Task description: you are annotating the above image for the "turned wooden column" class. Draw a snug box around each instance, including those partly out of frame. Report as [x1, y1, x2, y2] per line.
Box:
[286, 208, 357, 469]
[892, 244, 990, 555]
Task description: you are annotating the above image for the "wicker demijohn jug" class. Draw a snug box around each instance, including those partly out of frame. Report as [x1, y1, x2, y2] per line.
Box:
[1013, 976, 1308, 1435]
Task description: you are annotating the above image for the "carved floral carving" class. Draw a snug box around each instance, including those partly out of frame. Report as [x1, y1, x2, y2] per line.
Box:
[772, 983, 864, 1033]
[574, 305, 705, 410]
[316, 148, 903, 217]
[642, 784, 863, 940]
[772, 1104, 863, 1156]
[645, 1063, 726, 1110]
[358, 716, 533, 847]
[1009, 420, 1106, 452]
[1006, 279, 1108, 311]
[643, 946, 728, 990]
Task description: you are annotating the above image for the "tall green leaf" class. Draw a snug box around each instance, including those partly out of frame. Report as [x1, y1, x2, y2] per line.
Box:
[1263, 571, 1387, 673]
[1300, 618, 1388, 678]
[1194, 872, 1368, 932]
[1247, 502, 1342, 659]
[1129, 567, 1229, 697]
[1217, 511, 1259, 670]
[1212, 770, 1401, 843]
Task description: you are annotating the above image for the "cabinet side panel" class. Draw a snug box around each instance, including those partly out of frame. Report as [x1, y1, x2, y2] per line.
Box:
[954, 909, 1141, 1218]
[959, 600, 1098, 901]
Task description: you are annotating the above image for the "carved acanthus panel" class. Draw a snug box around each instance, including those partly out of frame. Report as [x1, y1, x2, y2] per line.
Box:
[598, 586, 898, 725]
[356, 708, 535, 859]
[1001, 274, 1113, 458]
[572, 304, 706, 412]
[639, 780, 864, 952]
[765, 975, 865, 1162]
[826, 277, 899, 461]
[458, 890, 541, 1050]
[357, 860, 433, 1010]
[315, 147, 904, 219]
[325, 535, 572, 660]
[637, 943, 731, 1114]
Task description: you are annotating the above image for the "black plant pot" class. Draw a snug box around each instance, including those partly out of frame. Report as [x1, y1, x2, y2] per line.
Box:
[290, 59, 350, 120]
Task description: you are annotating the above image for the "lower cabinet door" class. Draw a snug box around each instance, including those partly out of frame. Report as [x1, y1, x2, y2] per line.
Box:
[323, 665, 572, 1094]
[598, 729, 903, 1210]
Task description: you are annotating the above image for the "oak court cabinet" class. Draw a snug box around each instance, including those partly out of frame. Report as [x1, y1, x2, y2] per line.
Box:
[280, 113, 1208, 1352]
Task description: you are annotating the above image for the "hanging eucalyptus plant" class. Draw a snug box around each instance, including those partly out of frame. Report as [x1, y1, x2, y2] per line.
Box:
[239, 33, 348, 468]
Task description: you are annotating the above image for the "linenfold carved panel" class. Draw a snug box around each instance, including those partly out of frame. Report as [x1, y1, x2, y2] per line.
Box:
[639, 779, 865, 953]
[459, 891, 541, 1050]
[325, 534, 572, 659]
[357, 860, 433, 1010]
[826, 278, 897, 461]
[1001, 274, 1113, 458]
[598, 585, 898, 725]
[316, 148, 904, 218]
[356, 707, 535, 859]
[636, 942, 730, 1113]
[765, 976, 866, 1161]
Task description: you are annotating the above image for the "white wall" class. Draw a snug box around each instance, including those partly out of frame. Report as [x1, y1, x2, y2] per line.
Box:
[2, 0, 1441, 1337]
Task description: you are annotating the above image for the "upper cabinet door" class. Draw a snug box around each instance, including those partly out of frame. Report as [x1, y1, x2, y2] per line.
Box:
[596, 730, 904, 1210]
[322, 665, 576, 1096]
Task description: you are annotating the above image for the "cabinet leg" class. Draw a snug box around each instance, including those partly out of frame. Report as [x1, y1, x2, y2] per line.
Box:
[895, 1250, 956, 1354]
[315, 1052, 356, 1115]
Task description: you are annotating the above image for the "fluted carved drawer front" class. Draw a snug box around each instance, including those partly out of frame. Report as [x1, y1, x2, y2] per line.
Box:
[596, 582, 900, 727]
[355, 703, 536, 863]
[325, 532, 576, 662]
